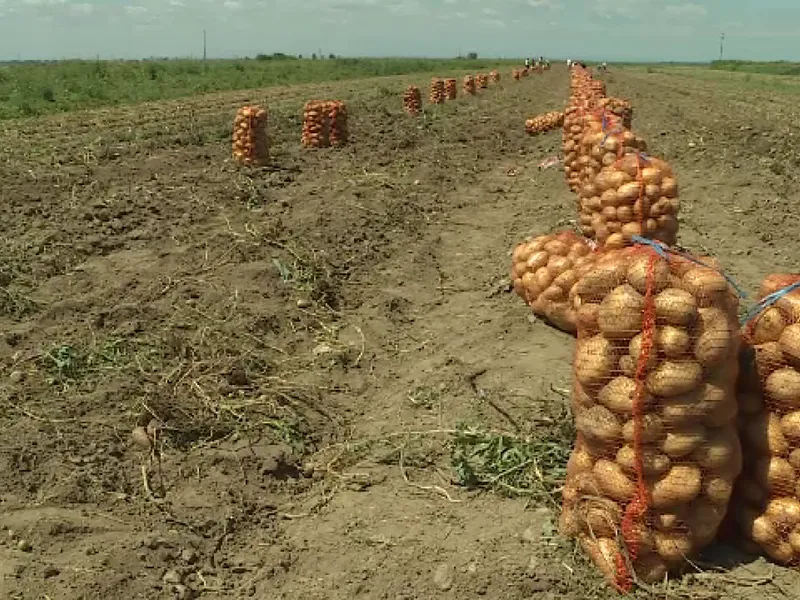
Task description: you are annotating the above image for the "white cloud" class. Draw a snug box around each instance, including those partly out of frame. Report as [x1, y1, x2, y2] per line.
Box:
[124, 5, 147, 15]
[664, 2, 707, 19]
[70, 2, 92, 13]
[482, 7, 497, 15]
[528, 0, 562, 8]
[223, 0, 240, 8]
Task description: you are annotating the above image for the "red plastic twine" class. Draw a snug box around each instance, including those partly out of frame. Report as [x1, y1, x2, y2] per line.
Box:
[614, 246, 658, 592]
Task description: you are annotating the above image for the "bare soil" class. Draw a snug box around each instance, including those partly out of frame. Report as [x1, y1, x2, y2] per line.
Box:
[2, 66, 800, 599]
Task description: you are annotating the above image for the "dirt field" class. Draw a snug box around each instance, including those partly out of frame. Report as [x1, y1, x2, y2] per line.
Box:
[2, 65, 800, 599]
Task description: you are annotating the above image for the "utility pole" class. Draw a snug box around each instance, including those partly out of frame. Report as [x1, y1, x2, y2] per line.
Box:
[719, 32, 724, 60]
[203, 29, 207, 60]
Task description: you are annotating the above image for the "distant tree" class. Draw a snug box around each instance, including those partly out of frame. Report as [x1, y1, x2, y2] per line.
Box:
[298, 54, 303, 59]
[328, 53, 336, 59]
[312, 53, 317, 60]
[467, 51, 478, 59]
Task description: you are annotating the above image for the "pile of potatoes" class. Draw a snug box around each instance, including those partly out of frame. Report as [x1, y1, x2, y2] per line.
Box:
[510, 231, 596, 334]
[560, 245, 742, 587]
[232, 105, 269, 166]
[429, 78, 446, 104]
[444, 78, 457, 101]
[599, 96, 634, 130]
[490, 70, 500, 83]
[735, 274, 800, 564]
[476, 74, 489, 89]
[327, 101, 348, 146]
[403, 85, 422, 116]
[301, 101, 328, 148]
[525, 111, 565, 136]
[463, 75, 476, 95]
[577, 152, 679, 248]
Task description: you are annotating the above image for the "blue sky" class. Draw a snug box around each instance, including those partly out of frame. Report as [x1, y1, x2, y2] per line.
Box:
[0, 0, 797, 62]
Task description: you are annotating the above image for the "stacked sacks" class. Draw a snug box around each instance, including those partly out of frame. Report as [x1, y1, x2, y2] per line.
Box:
[561, 241, 742, 590]
[232, 105, 269, 166]
[301, 101, 328, 148]
[510, 231, 595, 334]
[429, 78, 446, 104]
[599, 97, 634, 130]
[327, 101, 348, 146]
[735, 275, 800, 563]
[476, 74, 489, 89]
[490, 70, 500, 83]
[577, 152, 680, 248]
[403, 85, 422, 116]
[525, 111, 565, 136]
[444, 78, 457, 101]
[463, 75, 476, 96]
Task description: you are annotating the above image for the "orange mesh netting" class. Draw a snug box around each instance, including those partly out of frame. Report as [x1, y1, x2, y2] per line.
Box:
[403, 85, 422, 116]
[734, 274, 800, 563]
[232, 105, 269, 166]
[560, 240, 743, 590]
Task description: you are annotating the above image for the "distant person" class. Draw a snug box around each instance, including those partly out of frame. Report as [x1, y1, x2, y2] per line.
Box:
[525, 58, 531, 69]
[567, 58, 572, 68]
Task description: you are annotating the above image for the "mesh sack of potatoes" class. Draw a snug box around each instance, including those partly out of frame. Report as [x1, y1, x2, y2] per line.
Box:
[512, 69, 521, 81]
[327, 101, 348, 146]
[575, 112, 647, 194]
[301, 101, 328, 148]
[562, 107, 590, 192]
[463, 75, 476, 95]
[476, 74, 489, 89]
[577, 152, 679, 249]
[525, 111, 566, 136]
[232, 105, 269, 166]
[599, 97, 634, 130]
[734, 274, 800, 564]
[403, 85, 422, 116]
[429, 78, 445, 104]
[444, 78, 457, 101]
[559, 242, 743, 590]
[510, 230, 596, 334]
[490, 70, 500, 83]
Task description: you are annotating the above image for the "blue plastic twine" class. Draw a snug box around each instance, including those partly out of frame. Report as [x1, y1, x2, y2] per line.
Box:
[630, 235, 748, 299]
[742, 281, 800, 325]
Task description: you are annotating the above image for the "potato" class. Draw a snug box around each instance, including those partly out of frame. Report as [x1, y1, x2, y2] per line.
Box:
[579, 497, 622, 538]
[702, 386, 739, 427]
[764, 540, 795, 564]
[575, 334, 619, 388]
[654, 511, 682, 531]
[781, 411, 800, 442]
[765, 368, 800, 408]
[657, 326, 691, 359]
[755, 342, 786, 379]
[562, 471, 601, 503]
[622, 414, 665, 444]
[574, 261, 628, 302]
[752, 308, 788, 345]
[579, 536, 619, 583]
[780, 324, 800, 365]
[576, 303, 601, 335]
[654, 288, 698, 326]
[576, 405, 622, 447]
[598, 284, 645, 339]
[593, 459, 636, 502]
[544, 239, 569, 256]
[694, 307, 735, 367]
[553, 268, 579, 292]
[626, 253, 670, 296]
[754, 456, 796, 493]
[651, 465, 702, 508]
[661, 425, 707, 459]
[789, 527, 800, 554]
[629, 333, 659, 372]
[683, 268, 729, 308]
[777, 293, 800, 324]
[567, 443, 595, 476]
[616, 445, 670, 477]
[691, 427, 740, 470]
[765, 497, 800, 530]
[559, 505, 579, 536]
[687, 500, 725, 547]
[654, 530, 693, 565]
[598, 376, 651, 414]
[790, 449, 800, 471]
[704, 476, 734, 506]
[632, 554, 667, 584]
[618, 355, 635, 377]
[646, 360, 703, 397]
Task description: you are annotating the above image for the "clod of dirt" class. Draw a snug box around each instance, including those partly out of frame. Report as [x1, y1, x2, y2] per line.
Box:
[131, 426, 153, 450]
[226, 368, 250, 387]
[42, 565, 60, 579]
[296, 298, 312, 309]
[16, 539, 32, 552]
[432, 563, 454, 591]
[162, 568, 184, 585]
[9, 370, 24, 383]
[174, 584, 197, 599]
[180, 548, 198, 565]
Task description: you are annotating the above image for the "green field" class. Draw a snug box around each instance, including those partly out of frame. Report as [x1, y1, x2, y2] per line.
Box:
[711, 60, 800, 76]
[0, 56, 518, 120]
